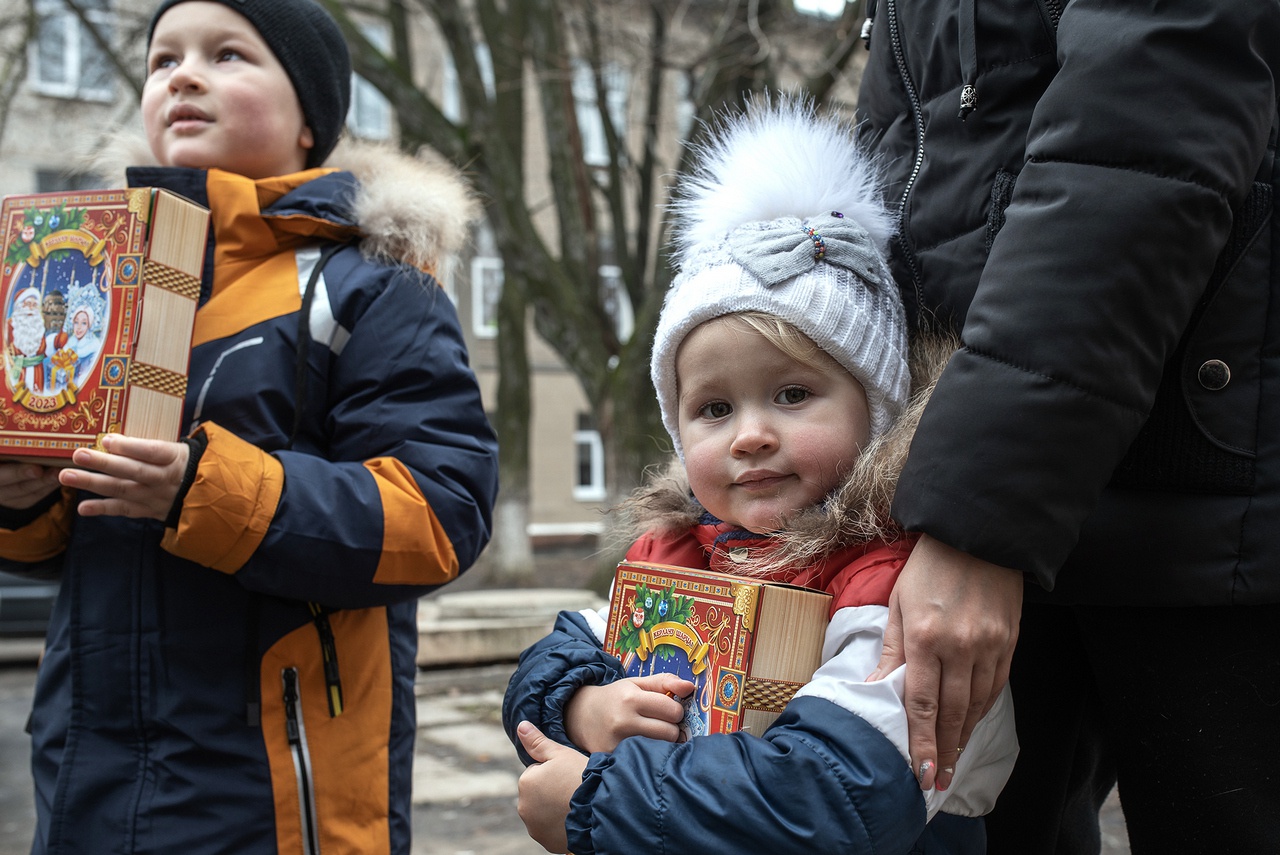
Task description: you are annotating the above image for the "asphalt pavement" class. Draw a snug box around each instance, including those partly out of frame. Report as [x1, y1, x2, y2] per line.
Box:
[413, 663, 545, 855]
[0, 646, 1131, 855]
[0, 658, 539, 855]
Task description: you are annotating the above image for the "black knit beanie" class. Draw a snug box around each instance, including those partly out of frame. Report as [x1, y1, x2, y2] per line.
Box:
[147, 0, 352, 169]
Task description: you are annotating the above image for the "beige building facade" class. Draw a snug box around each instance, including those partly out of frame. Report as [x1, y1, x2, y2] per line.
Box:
[0, 0, 861, 547]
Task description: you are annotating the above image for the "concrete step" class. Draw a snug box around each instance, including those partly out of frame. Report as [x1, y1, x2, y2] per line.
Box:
[417, 588, 605, 668]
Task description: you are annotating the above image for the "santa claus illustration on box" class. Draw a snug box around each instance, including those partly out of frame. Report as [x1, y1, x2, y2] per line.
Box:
[7, 287, 55, 394]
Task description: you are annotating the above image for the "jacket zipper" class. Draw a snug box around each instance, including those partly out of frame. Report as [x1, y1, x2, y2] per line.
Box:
[308, 603, 345, 717]
[885, 0, 927, 311]
[283, 668, 322, 855]
[1041, 0, 1062, 30]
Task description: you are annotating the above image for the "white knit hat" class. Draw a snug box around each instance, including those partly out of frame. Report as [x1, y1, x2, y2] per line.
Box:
[652, 97, 909, 460]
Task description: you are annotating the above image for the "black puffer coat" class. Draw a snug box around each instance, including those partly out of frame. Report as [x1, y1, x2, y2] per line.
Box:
[857, 0, 1280, 605]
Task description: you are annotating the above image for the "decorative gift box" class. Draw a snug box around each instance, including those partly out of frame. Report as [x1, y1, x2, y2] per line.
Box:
[603, 560, 831, 737]
[0, 187, 208, 463]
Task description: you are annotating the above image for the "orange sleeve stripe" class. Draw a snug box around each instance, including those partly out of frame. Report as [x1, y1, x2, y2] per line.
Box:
[0, 487, 75, 561]
[161, 422, 284, 573]
[365, 457, 459, 586]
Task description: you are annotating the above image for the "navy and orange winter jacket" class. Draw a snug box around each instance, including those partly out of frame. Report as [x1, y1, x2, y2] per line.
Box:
[0, 143, 498, 855]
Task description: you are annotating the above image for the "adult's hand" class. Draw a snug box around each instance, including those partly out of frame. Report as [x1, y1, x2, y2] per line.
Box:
[867, 533, 1023, 792]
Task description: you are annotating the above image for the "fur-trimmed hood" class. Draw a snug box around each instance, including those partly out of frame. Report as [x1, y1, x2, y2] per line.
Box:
[616, 333, 954, 575]
[83, 134, 480, 273]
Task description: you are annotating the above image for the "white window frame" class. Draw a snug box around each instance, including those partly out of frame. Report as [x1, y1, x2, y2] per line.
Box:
[572, 427, 606, 502]
[795, 0, 848, 18]
[441, 55, 460, 122]
[470, 256, 503, 339]
[599, 264, 634, 344]
[573, 60, 628, 167]
[441, 44, 495, 123]
[348, 24, 392, 140]
[29, 0, 114, 102]
[674, 72, 697, 143]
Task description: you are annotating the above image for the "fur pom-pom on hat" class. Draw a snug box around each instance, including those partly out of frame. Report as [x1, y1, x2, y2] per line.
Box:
[652, 96, 909, 459]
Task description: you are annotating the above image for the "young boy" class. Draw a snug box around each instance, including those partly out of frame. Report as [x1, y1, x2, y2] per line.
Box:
[503, 100, 1017, 855]
[0, 2, 499, 853]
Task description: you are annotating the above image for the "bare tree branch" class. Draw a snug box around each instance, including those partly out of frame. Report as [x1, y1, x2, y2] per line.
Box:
[62, 0, 142, 100]
[0, 6, 38, 146]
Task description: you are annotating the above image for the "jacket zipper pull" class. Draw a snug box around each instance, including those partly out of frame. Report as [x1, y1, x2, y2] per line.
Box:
[309, 602, 345, 717]
[283, 668, 302, 744]
[282, 667, 322, 855]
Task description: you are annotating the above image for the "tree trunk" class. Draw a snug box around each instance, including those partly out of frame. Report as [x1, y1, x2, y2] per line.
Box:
[486, 492, 534, 585]
[485, 267, 535, 585]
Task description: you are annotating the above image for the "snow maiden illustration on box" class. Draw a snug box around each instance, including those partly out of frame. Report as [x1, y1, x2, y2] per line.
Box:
[3, 200, 114, 410]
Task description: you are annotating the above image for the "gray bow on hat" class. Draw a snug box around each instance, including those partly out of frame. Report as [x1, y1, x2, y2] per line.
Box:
[725, 212, 885, 288]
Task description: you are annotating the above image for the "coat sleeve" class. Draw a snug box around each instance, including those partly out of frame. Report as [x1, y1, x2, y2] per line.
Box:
[567, 697, 925, 855]
[501, 607, 621, 765]
[0, 488, 75, 565]
[162, 263, 499, 607]
[794, 605, 1018, 820]
[891, 0, 1280, 585]
[563, 603, 1016, 854]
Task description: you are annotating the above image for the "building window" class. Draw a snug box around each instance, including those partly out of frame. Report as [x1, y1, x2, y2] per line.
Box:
[469, 224, 502, 338]
[795, 0, 849, 17]
[29, 0, 114, 101]
[35, 169, 105, 193]
[674, 71, 697, 143]
[470, 257, 502, 338]
[441, 44, 495, 123]
[599, 264, 633, 344]
[573, 413, 606, 502]
[348, 25, 392, 140]
[573, 60, 627, 167]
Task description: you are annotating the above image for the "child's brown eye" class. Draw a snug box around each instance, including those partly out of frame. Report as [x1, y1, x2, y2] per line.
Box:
[699, 401, 732, 419]
[776, 387, 809, 405]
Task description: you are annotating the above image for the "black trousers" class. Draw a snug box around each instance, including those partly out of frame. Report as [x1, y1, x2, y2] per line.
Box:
[985, 602, 1280, 855]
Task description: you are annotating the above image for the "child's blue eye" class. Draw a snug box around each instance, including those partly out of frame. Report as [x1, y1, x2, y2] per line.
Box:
[217, 49, 244, 62]
[776, 387, 809, 405]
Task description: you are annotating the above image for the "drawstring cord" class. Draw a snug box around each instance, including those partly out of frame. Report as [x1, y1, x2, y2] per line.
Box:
[243, 241, 348, 727]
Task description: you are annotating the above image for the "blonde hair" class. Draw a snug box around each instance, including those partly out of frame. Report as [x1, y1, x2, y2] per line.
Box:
[674, 311, 849, 400]
[718, 310, 848, 370]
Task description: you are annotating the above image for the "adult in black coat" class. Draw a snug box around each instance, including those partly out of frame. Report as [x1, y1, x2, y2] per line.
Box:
[855, 0, 1280, 850]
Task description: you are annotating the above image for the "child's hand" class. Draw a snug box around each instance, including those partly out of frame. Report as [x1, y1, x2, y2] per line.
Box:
[0, 463, 61, 510]
[516, 721, 588, 854]
[564, 674, 695, 753]
[59, 435, 189, 522]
